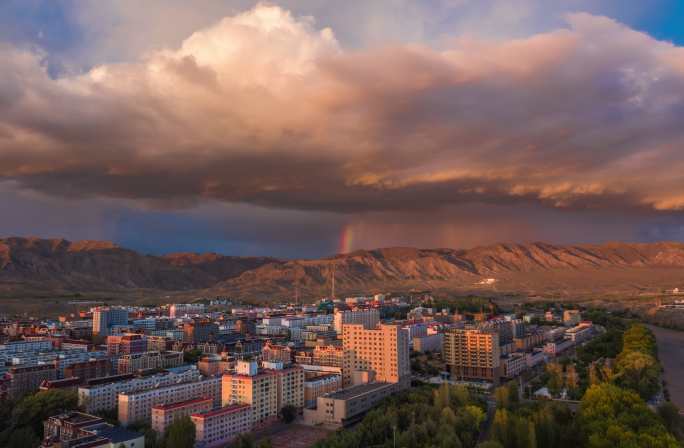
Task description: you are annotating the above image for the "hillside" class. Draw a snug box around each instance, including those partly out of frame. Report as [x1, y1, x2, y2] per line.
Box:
[0, 237, 276, 292]
[210, 243, 684, 298]
[2, 238, 684, 299]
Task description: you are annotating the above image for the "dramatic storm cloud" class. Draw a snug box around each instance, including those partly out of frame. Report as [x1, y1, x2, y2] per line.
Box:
[2, 2, 684, 255]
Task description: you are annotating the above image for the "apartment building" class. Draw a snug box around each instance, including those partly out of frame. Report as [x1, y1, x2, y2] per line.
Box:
[0, 339, 52, 353]
[191, 404, 252, 447]
[116, 351, 183, 374]
[7, 364, 57, 398]
[413, 333, 443, 353]
[78, 366, 200, 413]
[222, 361, 303, 425]
[313, 345, 345, 367]
[169, 303, 206, 318]
[106, 334, 146, 356]
[146, 336, 172, 352]
[442, 328, 502, 382]
[64, 359, 111, 384]
[563, 310, 582, 326]
[304, 373, 342, 408]
[502, 353, 527, 378]
[151, 397, 213, 435]
[261, 343, 294, 365]
[118, 376, 221, 426]
[342, 323, 410, 388]
[183, 319, 219, 343]
[333, 309, 380, 335]
[93, 307, 129, 336]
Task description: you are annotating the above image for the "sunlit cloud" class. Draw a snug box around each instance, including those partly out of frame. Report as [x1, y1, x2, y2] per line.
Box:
[2, 3, 684, 254]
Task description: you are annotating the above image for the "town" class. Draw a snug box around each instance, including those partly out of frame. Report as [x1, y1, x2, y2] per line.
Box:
[0, 294, 603, 448]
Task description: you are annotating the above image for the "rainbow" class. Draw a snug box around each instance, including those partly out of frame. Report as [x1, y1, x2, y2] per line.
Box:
[338, 224, 354, 254]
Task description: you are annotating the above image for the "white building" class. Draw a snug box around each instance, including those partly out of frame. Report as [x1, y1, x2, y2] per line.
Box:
[118, 376, 221, 426]
[169, 303, 206, 318]
[79, 366, 201, 413]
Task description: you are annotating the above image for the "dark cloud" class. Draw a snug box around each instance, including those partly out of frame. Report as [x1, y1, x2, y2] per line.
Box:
[2, 5, 684, 255]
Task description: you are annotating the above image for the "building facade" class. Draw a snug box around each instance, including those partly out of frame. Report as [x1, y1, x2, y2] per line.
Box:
[93, 307, 129, 336]
[191, 404, 252, 447]
[151, 397, 213, 435]
[118, 376, 221, 426]
[333, 309, 380, 335]
[443, 328, 502, 382]
[342, 323, 410, 388]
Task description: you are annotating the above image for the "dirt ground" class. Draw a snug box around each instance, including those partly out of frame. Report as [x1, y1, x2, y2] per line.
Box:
[255, 423, 332, 448]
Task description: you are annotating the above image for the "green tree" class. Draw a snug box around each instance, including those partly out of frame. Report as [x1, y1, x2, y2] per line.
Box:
[9, 389, 78, 437]
[477, 442, 504, 448]
[492, 409, 513, 448]
[658, 402, 684, 441]
[183, 348, 203, 364]
[280, 404, 298, 423]
[434, 382, 451, 410]
[164, 416, 195, 448]
[615, 350, 660, 400]
[495, 386, 510, 410]
[4, 426, 40, 448]
[232, 434, 256, 448]
[580, 383, 678, 448]
[257, 439, 273, 448]
[546, 363, 563, 397]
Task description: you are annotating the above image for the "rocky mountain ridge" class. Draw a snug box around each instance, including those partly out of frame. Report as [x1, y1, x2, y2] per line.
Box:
[2, 237, 684, 298]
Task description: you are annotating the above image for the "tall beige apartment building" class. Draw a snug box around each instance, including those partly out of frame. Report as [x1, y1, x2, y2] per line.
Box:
[222, 361, 303, 425]
[442, 328, 502, 382]
[342, 323, 410, 388]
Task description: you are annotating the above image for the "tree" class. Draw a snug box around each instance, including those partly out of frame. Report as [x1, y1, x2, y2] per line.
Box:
[9, 389, 78, 436]
[513, 418, 536, 448]
[494, 386, 510, 410]
[491, 409, 513, 448]
[164, 416, 195, 448]
[183, 348, 203, 364]
[144, 428, 160, 448]
[565, 364, 579, 396]
[477, 442, 504, 448]
[615, 350, 660, 400]
[257, 439, 273, 448]
[280, 404, 298, 423]
[658, 402, 684, 441]
[588, 363, 601, 386]
[231, 434, 256, 448]
[546, 363, 563, 397]
[4, 426, 40, 448]
[434, 382, 450, 410]
[580, 383, 678, 448]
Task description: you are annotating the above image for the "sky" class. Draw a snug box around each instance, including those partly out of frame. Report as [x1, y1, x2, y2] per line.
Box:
[2, 0, 684, 258]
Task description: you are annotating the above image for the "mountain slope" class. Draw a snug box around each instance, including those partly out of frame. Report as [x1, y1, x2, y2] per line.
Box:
[2, 237, 684, 298]
[211, 242, 684, 298]
[0, 237, 277, 292]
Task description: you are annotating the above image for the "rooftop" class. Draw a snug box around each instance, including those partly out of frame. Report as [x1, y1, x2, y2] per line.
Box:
[152, 396, 212, 411]
[192, 404, 251, 419]
[323, 382, 393, 400]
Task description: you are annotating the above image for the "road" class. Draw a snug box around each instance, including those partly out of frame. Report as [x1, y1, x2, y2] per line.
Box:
[648, 325, 684, 409]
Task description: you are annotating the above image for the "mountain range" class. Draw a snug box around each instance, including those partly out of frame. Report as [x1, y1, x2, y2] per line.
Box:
[2, 237, 684, 300]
